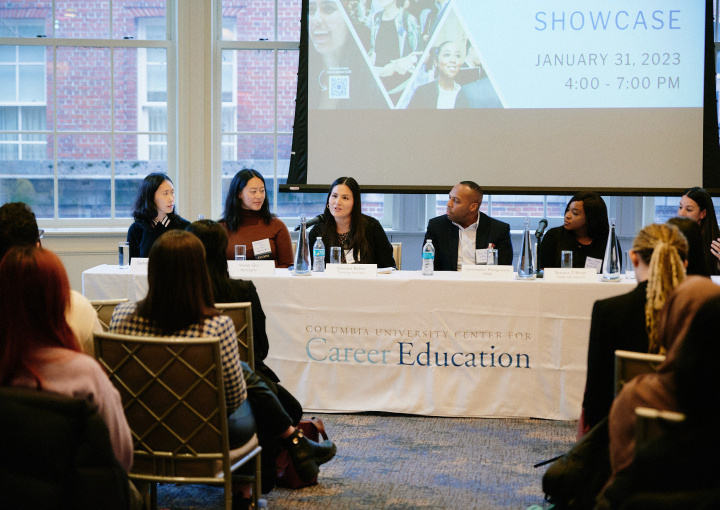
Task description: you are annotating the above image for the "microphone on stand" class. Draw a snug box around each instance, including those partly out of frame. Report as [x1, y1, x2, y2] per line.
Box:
[535, 218, 548, 240]
[294, 214, 324, 231]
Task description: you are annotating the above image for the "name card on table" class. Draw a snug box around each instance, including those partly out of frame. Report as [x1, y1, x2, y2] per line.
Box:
[130, 258, 148, 273]
[460, 265, 515, 281]
[228, 260, 276, 277]
[325, 263, 377, 278]
[544, 268, 598, 283]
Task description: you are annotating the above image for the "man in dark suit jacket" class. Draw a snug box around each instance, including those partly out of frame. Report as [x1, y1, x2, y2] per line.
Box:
[424, 181, 513, 270]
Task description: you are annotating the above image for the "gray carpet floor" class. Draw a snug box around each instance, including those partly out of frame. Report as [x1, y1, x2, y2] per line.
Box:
[156, 412, 576, 510]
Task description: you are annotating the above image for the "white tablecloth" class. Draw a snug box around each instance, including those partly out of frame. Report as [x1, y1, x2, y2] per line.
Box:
[83, 265, 635, 419]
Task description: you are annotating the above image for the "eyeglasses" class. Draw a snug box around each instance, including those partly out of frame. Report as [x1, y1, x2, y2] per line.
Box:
[38, 229, 44, 239]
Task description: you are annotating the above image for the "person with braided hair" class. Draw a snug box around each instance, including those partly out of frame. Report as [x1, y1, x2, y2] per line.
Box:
[579, 223, 689, 436]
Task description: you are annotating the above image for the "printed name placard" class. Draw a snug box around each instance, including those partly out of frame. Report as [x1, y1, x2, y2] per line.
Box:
[130, 258, 148, 273]
[325, 263, 377, 278]
[460, 264, 515, 281]
[228, 260, 276, 277]
[544, 268, 598, 283]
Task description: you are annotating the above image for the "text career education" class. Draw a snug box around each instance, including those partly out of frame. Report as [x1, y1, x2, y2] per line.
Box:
[303, 326, 532, 368]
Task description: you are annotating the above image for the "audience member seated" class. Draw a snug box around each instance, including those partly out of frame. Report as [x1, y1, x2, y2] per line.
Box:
[605, 276, 720, 480]
[597, 291, 720, 509]
[127, 173, 190, 259]
[666, 216, 710, 276]
[580, 223, 688, 435]
[424, 181, 513, 269]
[109, 230, 336, 496]
[308, 176, 396, 268]
[540, 192, 618, 271]
[0, 245, 139, 506]
[187, 219, 309, 491]
[677, 186, 720, 275]
[0, 202, 101, 354]
[219, 169, 293, 268]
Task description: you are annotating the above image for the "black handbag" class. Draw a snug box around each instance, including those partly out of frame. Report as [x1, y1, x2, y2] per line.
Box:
[542, 417, 611, 510]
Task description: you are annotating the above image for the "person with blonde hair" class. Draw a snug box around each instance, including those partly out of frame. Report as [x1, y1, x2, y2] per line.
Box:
[579, 223, 689, 435]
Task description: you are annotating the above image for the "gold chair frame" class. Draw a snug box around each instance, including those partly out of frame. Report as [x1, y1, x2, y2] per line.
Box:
[391, 242, 402, 270]
[89, 298, 129, 332]
[614, 349, 666, 396]
[215, 302, 255, 371]
[94, 331, 261, 510]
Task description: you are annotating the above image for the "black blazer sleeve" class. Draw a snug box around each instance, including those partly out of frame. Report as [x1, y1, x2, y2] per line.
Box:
[476, 214, 513, 266]
[493, 221, 513, 266]
[424, 216, 457, 271]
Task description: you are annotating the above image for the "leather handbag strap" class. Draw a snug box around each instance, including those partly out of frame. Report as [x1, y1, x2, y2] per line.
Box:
[308, 417, 328, 441]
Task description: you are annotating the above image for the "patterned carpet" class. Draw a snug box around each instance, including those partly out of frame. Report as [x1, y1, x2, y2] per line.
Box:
[156, 413, 576, 510]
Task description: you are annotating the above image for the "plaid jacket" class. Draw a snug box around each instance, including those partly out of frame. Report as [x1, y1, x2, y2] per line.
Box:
[109, 302, 246, 412]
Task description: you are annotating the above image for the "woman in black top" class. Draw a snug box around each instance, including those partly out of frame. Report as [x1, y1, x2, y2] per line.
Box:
[540, 192, 616, 270]
[126, 173, 189, 259]
[185, 220, 335, 492]
[308, 177, 396, 268]
[678, 186, 720, 275]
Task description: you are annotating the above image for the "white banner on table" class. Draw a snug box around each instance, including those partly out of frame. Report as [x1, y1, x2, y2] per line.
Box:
[325, 264, 377, 278]
[460, 264, 515, 281]
[82, 265, 635, 419]
[543, 268, 598, 283]
[228, 260, 276, 277]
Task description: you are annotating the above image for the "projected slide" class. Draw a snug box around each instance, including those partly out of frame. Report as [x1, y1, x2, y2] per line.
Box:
[309, 0, 703, 110]
[304, 0, 706, 190]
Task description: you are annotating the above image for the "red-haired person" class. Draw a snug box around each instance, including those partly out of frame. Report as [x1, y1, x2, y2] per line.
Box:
[0, 246, 133, 472]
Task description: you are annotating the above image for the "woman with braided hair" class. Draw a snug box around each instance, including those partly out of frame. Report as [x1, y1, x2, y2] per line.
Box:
[579, 223, 689, 436]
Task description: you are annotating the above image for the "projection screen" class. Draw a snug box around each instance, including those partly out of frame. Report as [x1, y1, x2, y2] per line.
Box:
[300, 0, 706, 191]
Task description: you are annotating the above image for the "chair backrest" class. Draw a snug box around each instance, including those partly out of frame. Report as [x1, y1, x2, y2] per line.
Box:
[614, 350, 666, 396]
[0, 386, 129, 510]
[635, 406, 685, 447]
[391, 242, 402, 270]
[90, 298, 129, 332]
[93, 331, 232, 481]
[215, 302, 255, 371]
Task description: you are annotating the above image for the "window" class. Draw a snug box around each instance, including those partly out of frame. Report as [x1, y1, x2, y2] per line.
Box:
[0, 1, 172, 222]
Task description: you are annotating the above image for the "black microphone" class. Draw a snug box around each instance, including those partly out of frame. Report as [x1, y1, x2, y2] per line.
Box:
[535, 218, 548, 239]
[294, 214, 324, 231]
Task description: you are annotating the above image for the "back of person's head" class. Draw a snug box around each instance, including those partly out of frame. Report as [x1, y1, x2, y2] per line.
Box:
[0, 202, 40, 261]
[222, 168, 272, 230]
[632, 223, 688, 353]
[666, 217, 709, 276]
[0, 245, 78, 386]
[186, 220, 233, 301]
[140, 230, 216, 333]
[655, 276, 720, 367]
[566, 192, 609, 239]
[132, 173, 175, 223]
[673, 295, 720, 425]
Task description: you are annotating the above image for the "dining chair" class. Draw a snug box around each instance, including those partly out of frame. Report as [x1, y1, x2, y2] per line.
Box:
[215, 302, 255, 371]
[0, 386, 130, 510]
[391, 242, 402, 270]
[94, 331, 261, 510]
[614, 350, 666, 396]
[89, 298, 129, 332]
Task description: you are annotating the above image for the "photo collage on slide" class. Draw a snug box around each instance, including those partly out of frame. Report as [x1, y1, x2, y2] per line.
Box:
[308, 0, 504, 109]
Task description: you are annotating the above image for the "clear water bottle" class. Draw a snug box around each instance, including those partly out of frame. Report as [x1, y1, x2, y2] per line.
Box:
[313, 237, 325, 272]
[422, 239, 435, 276]
[602, 218, 621, 281]
[517, 217, 536, 279]
[293, 215, 311, 274]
